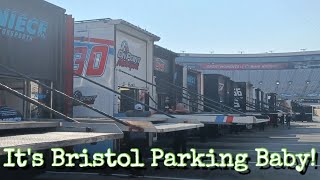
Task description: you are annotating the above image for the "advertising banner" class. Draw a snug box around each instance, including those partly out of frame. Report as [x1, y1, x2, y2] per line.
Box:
[0, 0, 66, 80]
[154, 57, 170, 73]
[115, 31, 148, 89]
[73, 38, 115, 117]
[201, 63, 289, 70]
[180, 61, 320, 71]
[0, 106, 23, 121]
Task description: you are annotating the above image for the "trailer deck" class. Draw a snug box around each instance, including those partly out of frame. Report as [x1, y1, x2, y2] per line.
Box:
[151, 114, 270, 125]
[74, 117, 204, 133]
[0, 131, 122, 156]
[0, 121, 60, 130]
[0, 120, 123, 156]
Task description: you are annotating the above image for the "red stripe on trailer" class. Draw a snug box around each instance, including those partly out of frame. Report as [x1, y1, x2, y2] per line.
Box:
[64, 15, 74, 116]
[226, 116, 234, 123]
[74, 37, 115, 45]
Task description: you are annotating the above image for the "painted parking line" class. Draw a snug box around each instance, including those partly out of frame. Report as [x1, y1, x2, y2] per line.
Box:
[46, 171, 101, 176]
[201, 160, 320, 167]
[191, 142, 320, 146]
[46, 171, 206, 180]
[112, 173, 206, 180]
[193, 148, 306, 153]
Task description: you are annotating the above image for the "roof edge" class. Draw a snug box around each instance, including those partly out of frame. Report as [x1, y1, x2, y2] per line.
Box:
[75, 18, 160, 41]
[179, 50, 320, 58]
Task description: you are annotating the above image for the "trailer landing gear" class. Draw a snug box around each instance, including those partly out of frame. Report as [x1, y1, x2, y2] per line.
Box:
[173, 131, 187, 154]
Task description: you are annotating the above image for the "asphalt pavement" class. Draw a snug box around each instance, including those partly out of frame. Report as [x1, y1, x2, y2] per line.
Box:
[35, 121, 320, 180]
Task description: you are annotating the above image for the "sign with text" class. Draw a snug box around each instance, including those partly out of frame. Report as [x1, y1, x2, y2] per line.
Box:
[115, 31, 147, 89]
[73, 39, 115, 117]
[154, 57, 170, 73]
[180, 61, 320, 70]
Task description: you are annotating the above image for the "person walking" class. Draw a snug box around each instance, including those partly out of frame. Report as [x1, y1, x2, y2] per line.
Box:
[280, 114, 285, 125]
[286, 113, 292, 129]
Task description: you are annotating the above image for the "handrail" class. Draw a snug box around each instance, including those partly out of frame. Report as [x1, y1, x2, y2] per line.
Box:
[0, 64, 134, 127]
[119, 69, 224, 112]
[118, 69, 240, 114]
[146, 92, 158, 108]
[74, 73, 176, 118]
[0, 82, 78, 123]
[245, 96, 291, 112]
[157, 78, 245, 114]
[155, 81, 225, 114]
[234, 96, 266, 112]
[234, 96, 255, 111]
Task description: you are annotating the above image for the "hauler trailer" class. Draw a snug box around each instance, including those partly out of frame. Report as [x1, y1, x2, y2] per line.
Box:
[232, 82, 293, 126]
[73, 19, 203, 153]
[0, 0, 124, 178]
[153, 45, 178, 111]
[155, 73, 270, 126]
[117, 69, 270, 142]
[119, 68, 272, 124]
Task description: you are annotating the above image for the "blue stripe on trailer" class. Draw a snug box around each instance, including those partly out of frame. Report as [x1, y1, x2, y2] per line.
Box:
[215, 116, 225, 123]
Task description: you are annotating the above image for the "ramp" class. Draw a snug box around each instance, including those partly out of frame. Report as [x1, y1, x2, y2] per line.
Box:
[151, 114, 270, 125]
[0, 120, 123, 155]
[0, 131, 122, 155]
[0, 121, 60, 130]
[74, 117, 204, 133]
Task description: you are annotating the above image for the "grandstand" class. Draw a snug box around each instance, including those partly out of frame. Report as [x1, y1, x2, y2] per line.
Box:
[176, 51, 320, 100]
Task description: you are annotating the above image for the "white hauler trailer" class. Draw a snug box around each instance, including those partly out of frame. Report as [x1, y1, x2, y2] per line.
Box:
[73, 19, 158, 116]
[73, 19, 203, 151]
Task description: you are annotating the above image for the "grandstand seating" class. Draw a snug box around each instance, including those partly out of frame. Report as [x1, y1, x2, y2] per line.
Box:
[178, 51, 320, 99]
[214, 68, 320, 99]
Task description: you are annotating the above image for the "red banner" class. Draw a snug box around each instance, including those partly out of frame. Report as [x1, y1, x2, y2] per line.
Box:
[199, 63, 289, 70]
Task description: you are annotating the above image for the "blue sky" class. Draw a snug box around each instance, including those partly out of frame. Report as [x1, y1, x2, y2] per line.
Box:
[47, 0, 320, 54]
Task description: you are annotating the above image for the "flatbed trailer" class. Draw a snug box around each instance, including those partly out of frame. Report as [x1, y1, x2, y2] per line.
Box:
[74, 117, 203, 133]
[0, 120, 123, 156]
[151, 114, 270, 125]
[73, 117, 203, 153]
[149, 113, 269, 141]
